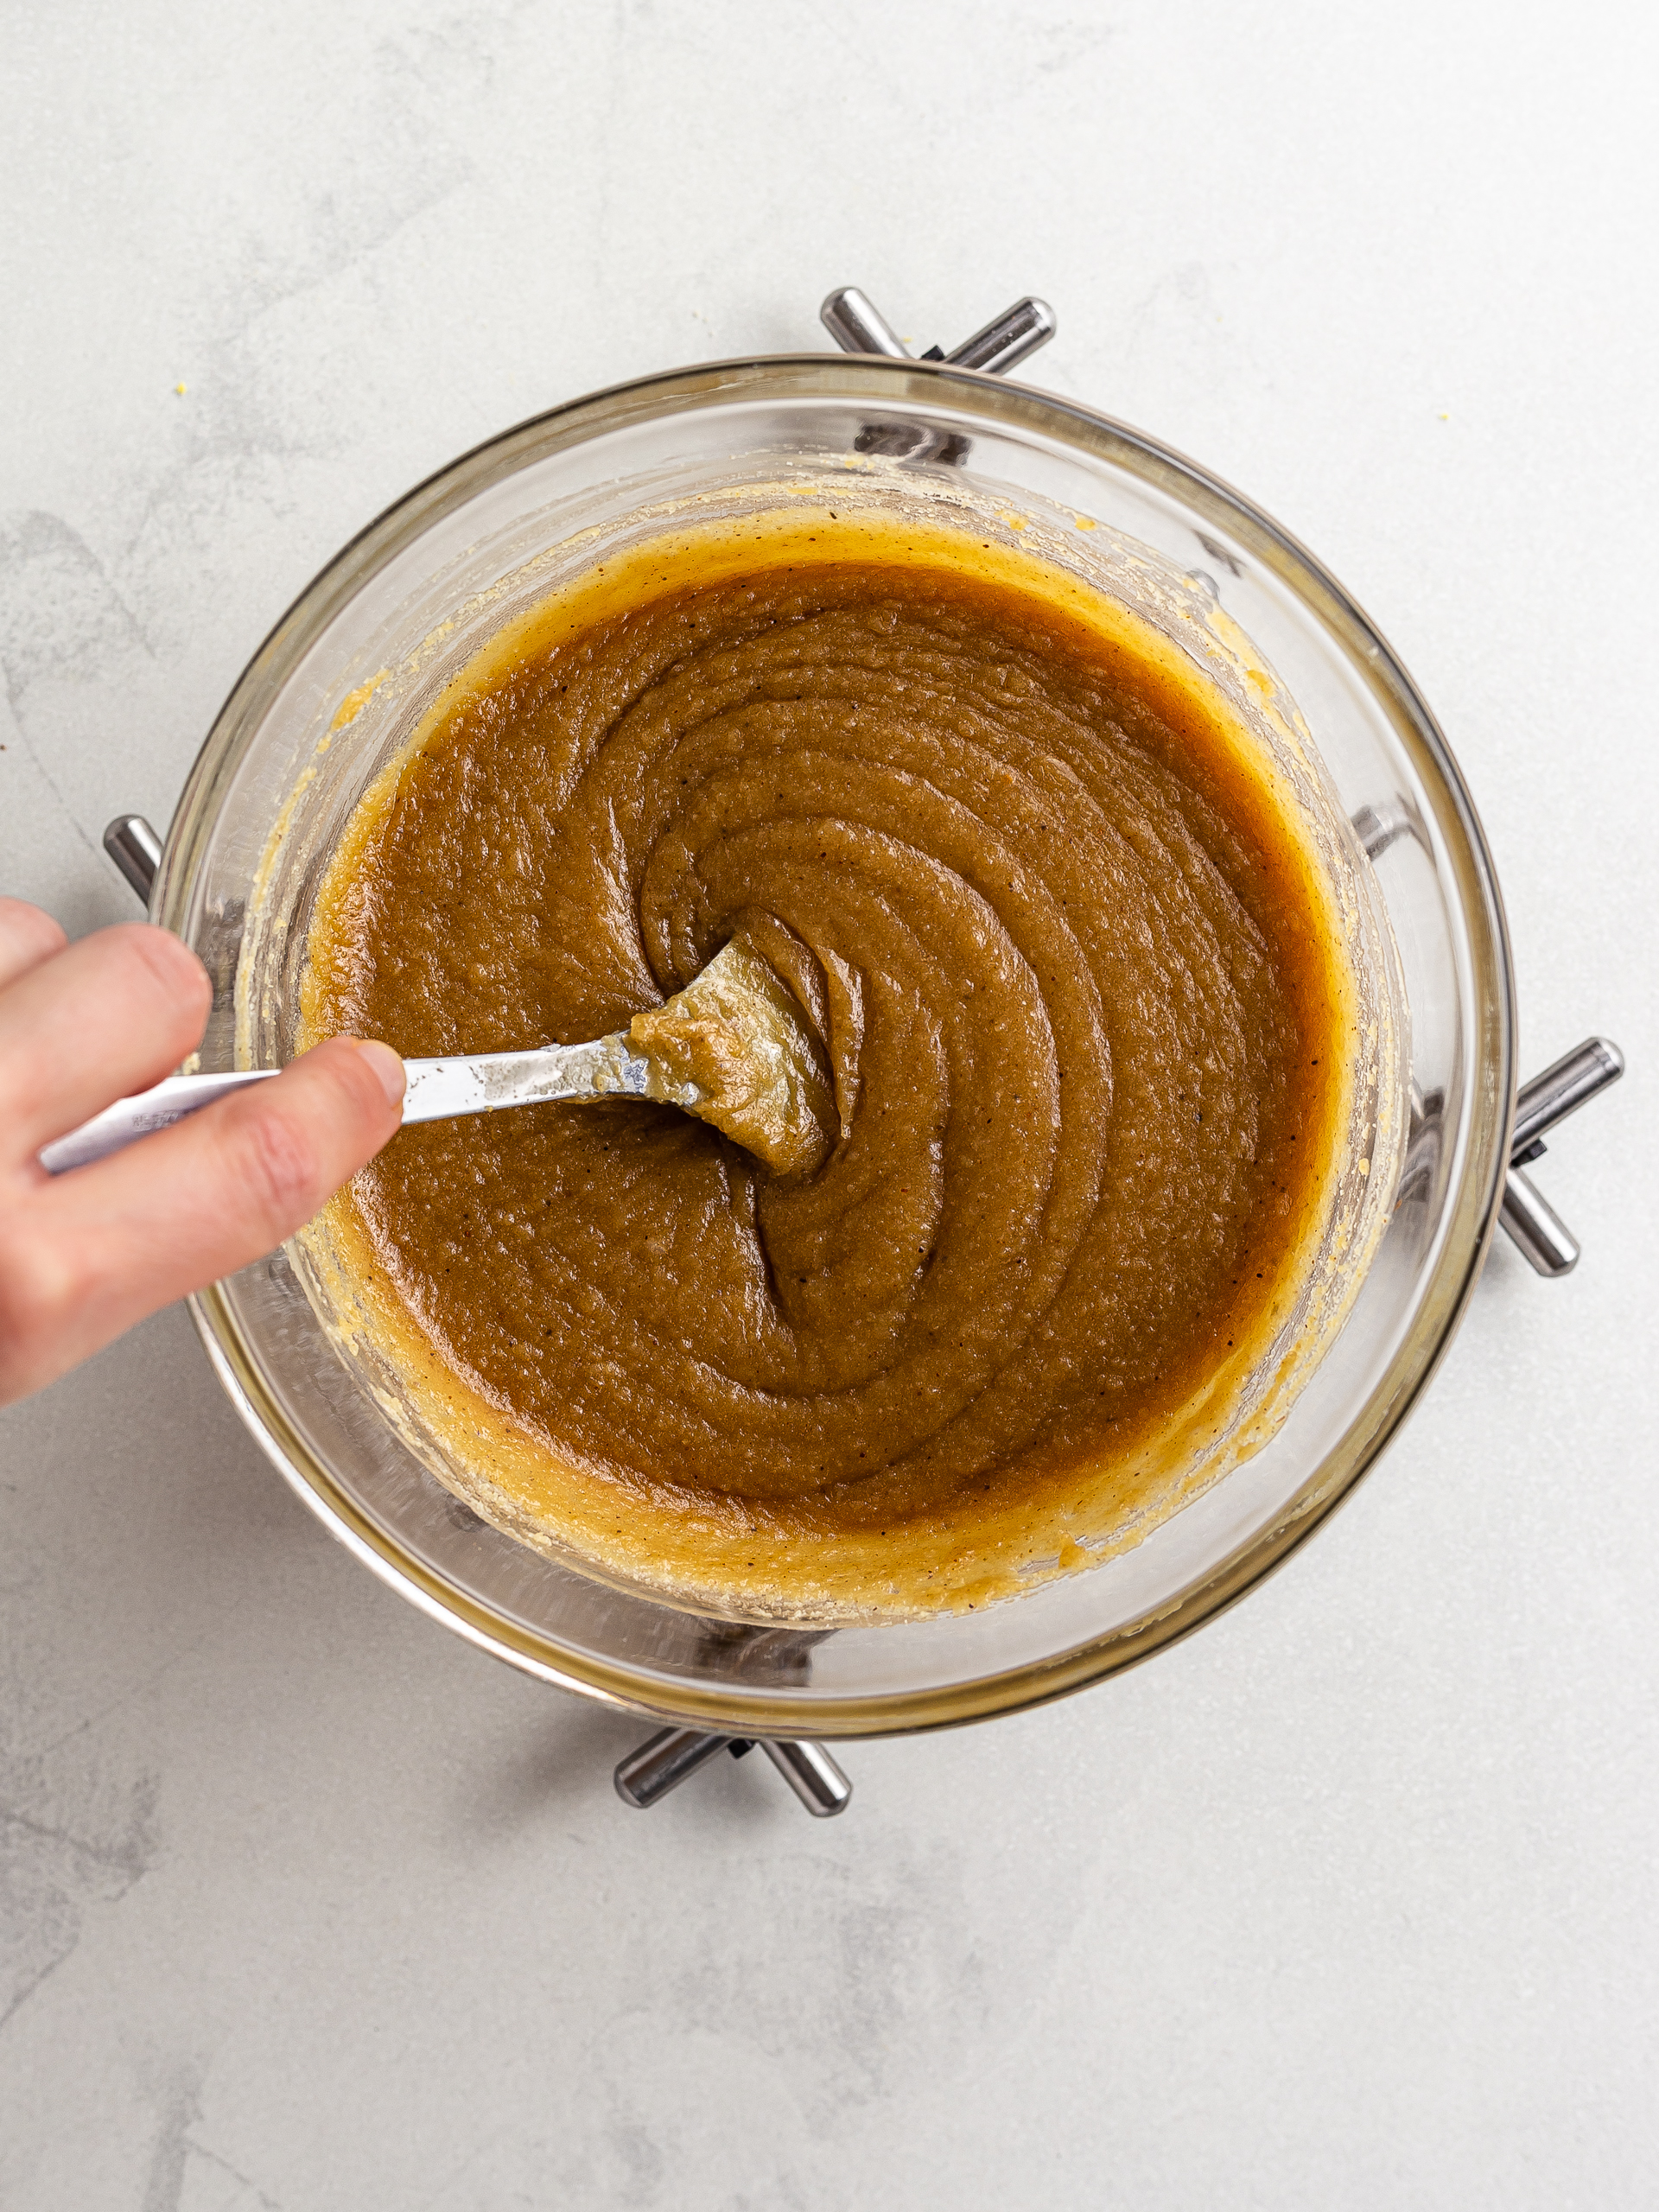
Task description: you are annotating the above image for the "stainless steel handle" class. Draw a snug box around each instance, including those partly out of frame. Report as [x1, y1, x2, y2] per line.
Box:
[760, 1738, 853, 1817]
[104, 814, 162, 904]
[614, 1726, 852, 1816]
[39, 1035, 654, 1175]
[1500, 1166, 1580, 1278]
[1351, 798, 1423, 861]
[820, 286, 1056, 376]
[1497, 1036, 1624, 1276]
[1359, 802, 1624, 1278]
[819, 285, 909, 359]
[1511, 1037, 1624, 1159]
[944, 295, 1058, 375]
[39, 1067, 282, 1174]
[613, 1728, 738, 1808]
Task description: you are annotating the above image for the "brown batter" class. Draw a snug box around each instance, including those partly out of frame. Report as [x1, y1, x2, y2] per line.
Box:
[298, 503, 1380, 1620]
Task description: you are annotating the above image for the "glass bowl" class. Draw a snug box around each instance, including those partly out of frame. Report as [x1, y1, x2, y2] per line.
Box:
[157, 355, 1514, 1737]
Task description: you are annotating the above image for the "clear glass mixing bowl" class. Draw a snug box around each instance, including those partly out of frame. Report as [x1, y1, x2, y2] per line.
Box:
[157, 356, 1514, 1736]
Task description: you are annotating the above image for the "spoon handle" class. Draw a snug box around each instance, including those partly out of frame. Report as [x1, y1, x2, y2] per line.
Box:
[37, 1038, 652, 1177]
[398, 1037, 647, 1123]
[38, 1068, 283, 1174]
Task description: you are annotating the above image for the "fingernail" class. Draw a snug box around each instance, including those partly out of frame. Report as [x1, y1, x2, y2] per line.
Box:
[353, 1038, 406, 1107]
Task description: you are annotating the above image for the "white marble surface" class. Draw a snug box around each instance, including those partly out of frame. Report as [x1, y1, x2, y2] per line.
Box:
[3, 3, 1656, 2204]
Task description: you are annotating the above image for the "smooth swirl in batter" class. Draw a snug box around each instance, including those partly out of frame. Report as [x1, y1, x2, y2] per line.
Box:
[301, 522, 1354, 1618]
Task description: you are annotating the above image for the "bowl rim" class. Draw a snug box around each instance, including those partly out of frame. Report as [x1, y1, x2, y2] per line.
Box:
[168, 352, 1516, 1738]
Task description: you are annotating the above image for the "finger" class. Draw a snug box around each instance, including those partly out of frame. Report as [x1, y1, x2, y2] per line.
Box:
[0, 922, 210, 1164]
[0, 1036, 404, 1403]
[0, 898, 68, 990]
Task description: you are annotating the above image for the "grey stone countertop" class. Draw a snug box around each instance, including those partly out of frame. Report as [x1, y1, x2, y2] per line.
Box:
[2, 3, 1655, 2206]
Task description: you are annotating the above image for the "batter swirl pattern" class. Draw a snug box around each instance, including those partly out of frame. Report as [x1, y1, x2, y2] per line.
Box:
[302, 534, 1351, 1616]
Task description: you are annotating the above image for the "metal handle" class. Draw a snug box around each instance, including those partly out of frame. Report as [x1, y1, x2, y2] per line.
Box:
[760, 1738, 853, 1817]
[819, 285, 909, 359]
[613, 1728, 741, 1808]
[1497, 1037, 1624, 1276]
[944, 296, 1058, 375]
[104, 814, 162, 903]
[1351, 798, 1423, 861]
[820, 286, 1056, 377]
[40, 1038, 639, 1174]
[39, 1067, 282, 1175]
[1360, 798, 1623, 1281]
[1500, 1166, 1580, 1278]
[614, 1726, 851, 1816]
[1511, 1037, 1624, 1159]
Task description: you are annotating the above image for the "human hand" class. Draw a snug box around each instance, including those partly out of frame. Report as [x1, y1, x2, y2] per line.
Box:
[0, 896, 404, 1406]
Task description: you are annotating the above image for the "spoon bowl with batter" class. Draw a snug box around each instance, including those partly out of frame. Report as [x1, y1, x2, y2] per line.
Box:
[40, 937, 837, 1181]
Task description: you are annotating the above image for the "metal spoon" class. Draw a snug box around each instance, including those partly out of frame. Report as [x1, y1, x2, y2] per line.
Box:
[40, 939, 838, 1180]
